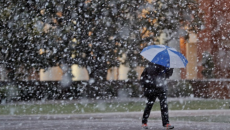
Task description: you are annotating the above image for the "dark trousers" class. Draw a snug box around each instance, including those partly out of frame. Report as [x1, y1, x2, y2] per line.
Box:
[142, 86, 169, 126]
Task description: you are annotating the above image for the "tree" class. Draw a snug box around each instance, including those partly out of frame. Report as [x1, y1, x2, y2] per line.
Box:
[0, 1, 45, 81]
[72, 1, 119, 81]
[0, 0, 123, 82]
[201, 52, 215, 78]
[0, 0, 88, 81]
[0, 0, 203, 83]
[123, 0, 203, 71]
[72, 0, 144, 81]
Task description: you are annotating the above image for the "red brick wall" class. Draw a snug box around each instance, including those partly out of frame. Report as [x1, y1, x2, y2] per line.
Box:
[211, 0, 230, 78]
[197, 0, 213, 79]
[197, 0, 230, 79]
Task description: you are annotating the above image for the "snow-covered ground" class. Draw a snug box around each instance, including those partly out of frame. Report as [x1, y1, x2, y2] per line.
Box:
[0, 109, 229, 130]
[1, 97, 229, 130]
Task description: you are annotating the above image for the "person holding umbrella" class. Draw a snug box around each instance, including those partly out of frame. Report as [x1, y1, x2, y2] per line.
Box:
[140, 45, 188, 129]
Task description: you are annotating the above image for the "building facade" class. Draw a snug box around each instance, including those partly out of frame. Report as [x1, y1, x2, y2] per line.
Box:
[196, 0, 230, 79]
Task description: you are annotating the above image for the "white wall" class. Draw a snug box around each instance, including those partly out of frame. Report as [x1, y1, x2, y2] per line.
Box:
[71, 65, 89, 81]
[40, 67, 63, 81]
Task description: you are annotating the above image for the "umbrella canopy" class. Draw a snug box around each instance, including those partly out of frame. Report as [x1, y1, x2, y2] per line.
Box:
[140, 45, 188, 68]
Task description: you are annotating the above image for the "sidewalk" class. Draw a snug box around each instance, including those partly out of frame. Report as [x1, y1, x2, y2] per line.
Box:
[1, 98, 230, 130]
[0, 109, 229, 130]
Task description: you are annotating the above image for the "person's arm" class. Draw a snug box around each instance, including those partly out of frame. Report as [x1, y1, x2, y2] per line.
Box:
[147, 64, 160, 77]
[165, 68, 173, 78]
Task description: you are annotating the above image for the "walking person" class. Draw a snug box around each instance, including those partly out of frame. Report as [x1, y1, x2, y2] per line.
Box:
[140, 45, 188, 129]
[140, 62, 174, 129]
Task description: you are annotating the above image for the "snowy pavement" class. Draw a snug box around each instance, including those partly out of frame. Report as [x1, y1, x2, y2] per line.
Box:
[0, 110, 230, 130]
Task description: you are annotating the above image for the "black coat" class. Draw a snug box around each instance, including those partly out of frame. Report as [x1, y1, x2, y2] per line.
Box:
[140, 63, 173, 97]
[140, 63, 173, 88]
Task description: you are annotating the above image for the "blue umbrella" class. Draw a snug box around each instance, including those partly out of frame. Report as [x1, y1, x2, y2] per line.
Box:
[140, 45, 188, 68]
